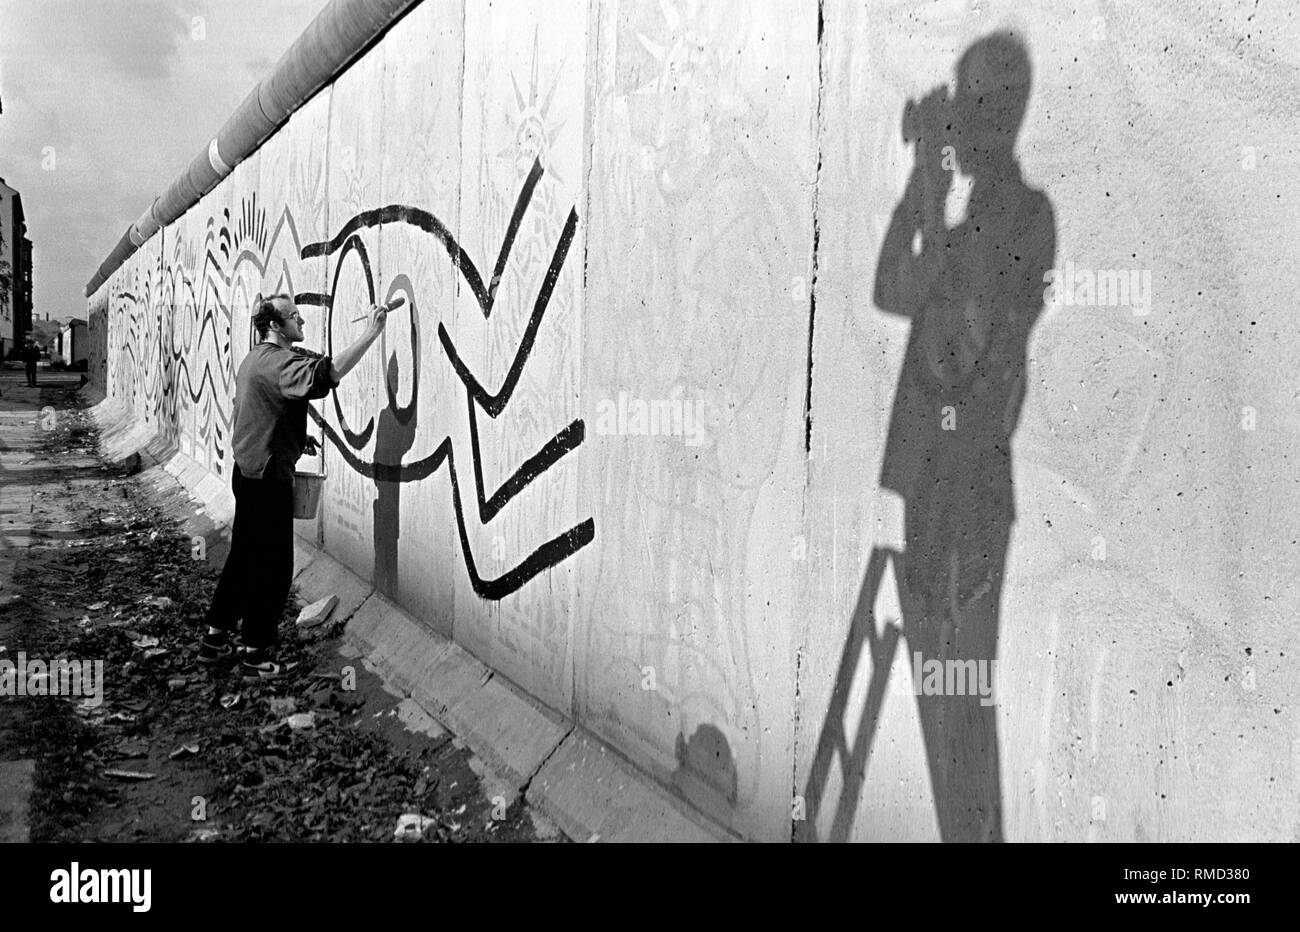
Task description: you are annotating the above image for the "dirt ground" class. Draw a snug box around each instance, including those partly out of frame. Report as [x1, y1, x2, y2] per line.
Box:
[0, 368, 558, 843]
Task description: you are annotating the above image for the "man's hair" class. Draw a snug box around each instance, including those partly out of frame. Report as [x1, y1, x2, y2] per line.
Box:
[252, 293, 294, 340]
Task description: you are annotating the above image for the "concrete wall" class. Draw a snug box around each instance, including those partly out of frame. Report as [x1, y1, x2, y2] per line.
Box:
[56, 322, 87, 366]
[87, 0, 1300, 842]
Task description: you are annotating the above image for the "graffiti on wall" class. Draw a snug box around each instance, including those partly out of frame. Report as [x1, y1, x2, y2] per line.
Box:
[300, 156, 593, 598]
[101, 190, 275, 476]
[100, 157, 592, 602]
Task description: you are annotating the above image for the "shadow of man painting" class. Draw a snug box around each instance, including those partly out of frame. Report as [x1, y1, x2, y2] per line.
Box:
[804, 30, 1056, 843]
[872, 30, 1056, 842]
[373, 300, 419, 599]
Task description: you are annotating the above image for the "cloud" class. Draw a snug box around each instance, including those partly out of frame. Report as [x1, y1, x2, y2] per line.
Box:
[0, 0, 328, 314]
[92, 0, 195, 83]
[11, 0, 195, 85]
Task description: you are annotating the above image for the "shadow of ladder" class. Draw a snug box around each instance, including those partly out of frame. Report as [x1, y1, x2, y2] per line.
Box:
[800, 545, 905, 842]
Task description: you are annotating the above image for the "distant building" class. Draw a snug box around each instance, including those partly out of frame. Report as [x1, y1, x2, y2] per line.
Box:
[0, 176, 34, 359]
[57, 318, 88, 368]
[29, 314, 60, 354]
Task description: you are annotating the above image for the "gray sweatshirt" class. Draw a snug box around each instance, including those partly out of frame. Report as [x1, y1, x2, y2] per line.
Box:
[231, 342, 337, 483]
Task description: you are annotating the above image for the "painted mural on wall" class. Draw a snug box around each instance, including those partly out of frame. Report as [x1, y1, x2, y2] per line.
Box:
[100, 191, 277, 478]
[301, 155, 593, 598]
[97, 159, 593, 602]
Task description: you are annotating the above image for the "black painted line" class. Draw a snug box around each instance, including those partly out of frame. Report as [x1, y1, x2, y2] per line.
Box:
[310, 407, 594, 600]
[325, 232, 377, 450]
[468, 390, 586, 524]
[486, 158, 544, 312]
[302, 203, 489, 311]
[437, 207, 579, 418]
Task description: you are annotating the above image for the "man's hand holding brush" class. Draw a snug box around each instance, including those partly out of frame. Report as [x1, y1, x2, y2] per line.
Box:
[329, 297, 404, 383]
[350, 295, 405, 325]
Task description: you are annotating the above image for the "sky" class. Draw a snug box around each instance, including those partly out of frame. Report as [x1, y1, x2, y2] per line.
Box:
[0, 0, 329, 320]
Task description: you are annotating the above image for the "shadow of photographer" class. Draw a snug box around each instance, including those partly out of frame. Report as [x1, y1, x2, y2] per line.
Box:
[804, 29, 1057, 842]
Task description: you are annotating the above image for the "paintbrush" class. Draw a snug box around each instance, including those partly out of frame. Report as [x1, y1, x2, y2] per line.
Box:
[348, 296, 406, 323]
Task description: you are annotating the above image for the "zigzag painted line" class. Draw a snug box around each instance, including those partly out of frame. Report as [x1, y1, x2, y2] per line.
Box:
[295, 157, 591, 599]
[308, 408, 594, 601]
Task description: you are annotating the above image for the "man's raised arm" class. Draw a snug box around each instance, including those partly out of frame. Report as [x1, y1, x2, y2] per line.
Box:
[329, 304, 389, 384]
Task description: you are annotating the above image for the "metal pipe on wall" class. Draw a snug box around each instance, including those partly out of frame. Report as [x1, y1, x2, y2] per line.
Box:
[85, 0, 420, 297]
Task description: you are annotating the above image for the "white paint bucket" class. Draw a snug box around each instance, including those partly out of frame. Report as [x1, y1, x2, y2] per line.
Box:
[292, 471, 325, 520]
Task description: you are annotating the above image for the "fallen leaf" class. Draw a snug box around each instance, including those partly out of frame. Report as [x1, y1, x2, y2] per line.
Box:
[268, 697, 297, 716]
[113, 738, 149, 758]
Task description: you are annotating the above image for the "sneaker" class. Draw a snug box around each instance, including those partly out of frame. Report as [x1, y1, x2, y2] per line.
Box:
[197, 630, 236, 665]
[239, 647, 285, 681]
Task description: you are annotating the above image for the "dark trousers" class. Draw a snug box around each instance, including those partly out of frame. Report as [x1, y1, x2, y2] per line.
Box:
[204, 464, 293, 650]
[25, 362, 36, 386]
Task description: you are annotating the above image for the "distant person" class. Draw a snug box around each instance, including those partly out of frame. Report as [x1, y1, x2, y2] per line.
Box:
[197, 293, 390, 679]
[22, 340, 39, 387]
